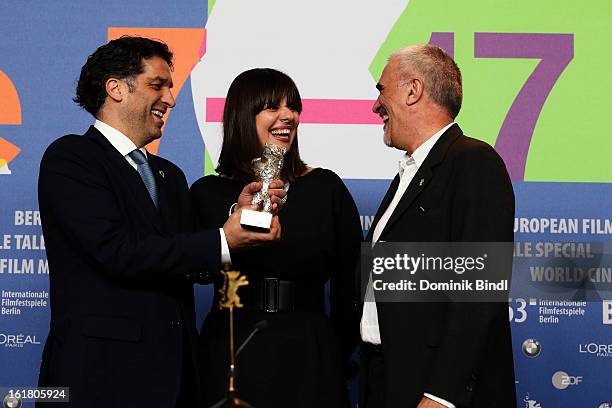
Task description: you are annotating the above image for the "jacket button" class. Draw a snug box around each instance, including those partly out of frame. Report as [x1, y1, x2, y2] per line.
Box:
[466, 385, 473, 392]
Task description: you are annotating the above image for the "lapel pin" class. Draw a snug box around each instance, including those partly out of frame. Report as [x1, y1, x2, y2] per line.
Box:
[419, 178, 424, 186]
[158, 170, 165, 178]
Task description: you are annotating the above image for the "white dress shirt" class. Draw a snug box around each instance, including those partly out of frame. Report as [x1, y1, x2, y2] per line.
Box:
[360, 122, 456, 408]
[94, 120, 231, 264]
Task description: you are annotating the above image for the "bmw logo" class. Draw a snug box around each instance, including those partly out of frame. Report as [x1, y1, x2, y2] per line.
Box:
[522, 338, 541, 357]
[3, 394, 21, 408]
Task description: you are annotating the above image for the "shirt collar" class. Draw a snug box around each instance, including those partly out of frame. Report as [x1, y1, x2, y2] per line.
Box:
[398, 122, 454, 176]
[410, 122, 454, 168]
[94, 120, 147, 158]
[398, 155, 416, 176]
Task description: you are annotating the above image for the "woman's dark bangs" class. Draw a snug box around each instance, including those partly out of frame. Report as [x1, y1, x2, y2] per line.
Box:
[277, 75, 302, 112]
[285, 86, 302, 112]
[257, 74, 302, 113]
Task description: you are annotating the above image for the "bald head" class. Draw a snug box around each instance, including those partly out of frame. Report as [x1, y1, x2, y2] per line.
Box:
[389, 44, 462, 118]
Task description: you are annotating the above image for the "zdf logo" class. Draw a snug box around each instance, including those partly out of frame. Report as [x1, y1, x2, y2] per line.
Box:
[551, 370, 582, 390]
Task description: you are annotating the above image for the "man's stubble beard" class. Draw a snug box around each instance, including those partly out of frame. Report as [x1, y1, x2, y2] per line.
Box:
[383, 127, 393, 148]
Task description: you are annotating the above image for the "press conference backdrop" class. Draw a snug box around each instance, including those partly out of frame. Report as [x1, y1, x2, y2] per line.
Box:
[1, 1, 611, 407]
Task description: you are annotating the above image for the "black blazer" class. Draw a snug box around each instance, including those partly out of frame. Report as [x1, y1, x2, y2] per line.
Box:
[37, 126, 221, 407]
[363, 124, 517, 408]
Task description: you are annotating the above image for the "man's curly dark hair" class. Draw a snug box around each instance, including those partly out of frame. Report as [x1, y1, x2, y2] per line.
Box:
[74, 36, 173, 116]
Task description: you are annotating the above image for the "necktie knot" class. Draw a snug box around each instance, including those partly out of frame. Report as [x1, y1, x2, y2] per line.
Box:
[129, 149, 147, 165]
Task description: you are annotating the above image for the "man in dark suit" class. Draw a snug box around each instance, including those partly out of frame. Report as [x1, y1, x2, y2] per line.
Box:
[359, 45, 517, 407]
[37, 37, 283, 407]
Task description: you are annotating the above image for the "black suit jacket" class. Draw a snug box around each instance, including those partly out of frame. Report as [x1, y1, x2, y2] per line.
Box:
[364, 124, 517, 408]
[37, 126, 221, 407]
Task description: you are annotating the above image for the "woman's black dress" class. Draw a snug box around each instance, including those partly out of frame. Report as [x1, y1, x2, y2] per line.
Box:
[190, 168, 362, 408]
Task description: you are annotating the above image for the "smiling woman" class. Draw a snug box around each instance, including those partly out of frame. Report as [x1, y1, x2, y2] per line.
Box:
[255, 96, 299, 150]
[215, 68, 306, 182]
[190, 68, 363, 408]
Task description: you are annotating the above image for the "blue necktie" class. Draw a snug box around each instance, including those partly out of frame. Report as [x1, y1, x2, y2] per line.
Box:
[128, 149, 158, 208]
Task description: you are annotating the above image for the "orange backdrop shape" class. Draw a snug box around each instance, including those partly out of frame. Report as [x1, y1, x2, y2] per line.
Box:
[108, 28, 206, 154]
[0, 70, 22, 166]
[0, 137, 20, 165]
[0, 70, 22, 124]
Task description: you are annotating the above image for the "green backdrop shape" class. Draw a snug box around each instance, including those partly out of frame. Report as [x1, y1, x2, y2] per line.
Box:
[370, 0, 612, 182]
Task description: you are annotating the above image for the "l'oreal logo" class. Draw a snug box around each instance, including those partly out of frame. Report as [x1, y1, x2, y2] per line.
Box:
[0, 333, 41, 347]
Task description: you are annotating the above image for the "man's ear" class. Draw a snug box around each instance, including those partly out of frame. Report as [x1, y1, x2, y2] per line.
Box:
[405, 78, 424, 107]
[105, 78, 126, 103]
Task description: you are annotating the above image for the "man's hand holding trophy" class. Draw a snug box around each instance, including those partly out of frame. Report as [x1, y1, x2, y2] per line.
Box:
[222, 141, 288, 249]
[240, 142, 287, 232]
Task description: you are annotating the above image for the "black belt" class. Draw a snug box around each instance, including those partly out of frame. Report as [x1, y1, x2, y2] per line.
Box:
[362, 342, 384, 356]
[219, 278, 324, 313]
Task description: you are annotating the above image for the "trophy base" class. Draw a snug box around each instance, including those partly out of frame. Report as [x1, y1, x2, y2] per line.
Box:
[240, 209, 272, 232]
[209, 392, 255, 408]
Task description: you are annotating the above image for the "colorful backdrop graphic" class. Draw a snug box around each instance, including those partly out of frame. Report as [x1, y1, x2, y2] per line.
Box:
[0, 70, 22, 174]
[1, 1, 611, 407]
